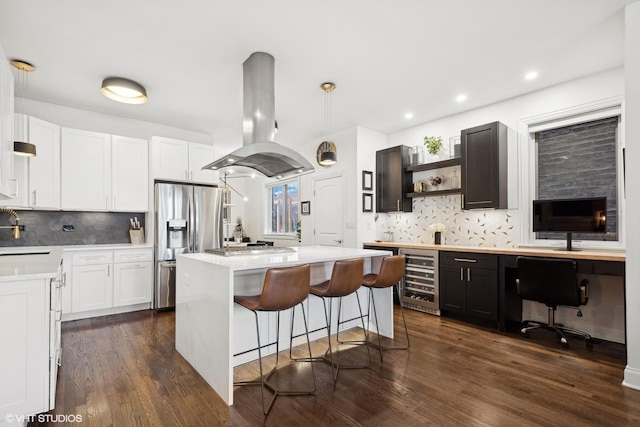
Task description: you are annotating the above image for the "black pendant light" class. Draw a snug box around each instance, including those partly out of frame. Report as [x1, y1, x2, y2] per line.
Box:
[11, 60, 37, 157]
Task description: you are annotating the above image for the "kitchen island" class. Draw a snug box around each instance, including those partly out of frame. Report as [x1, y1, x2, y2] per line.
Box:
[175, 246, 393, 405]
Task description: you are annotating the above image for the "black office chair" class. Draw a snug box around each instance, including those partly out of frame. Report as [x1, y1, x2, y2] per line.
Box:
[516, 256, 592, 348]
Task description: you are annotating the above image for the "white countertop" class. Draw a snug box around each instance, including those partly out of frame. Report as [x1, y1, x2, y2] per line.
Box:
[0, 246, 63, 282]
[179, 245, 392, 271]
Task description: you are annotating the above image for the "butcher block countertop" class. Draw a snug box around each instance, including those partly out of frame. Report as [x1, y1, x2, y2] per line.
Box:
[363, 241, 625, 262]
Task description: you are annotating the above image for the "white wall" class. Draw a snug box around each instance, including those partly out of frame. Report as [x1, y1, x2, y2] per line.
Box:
[623, 2, 640, 391]
[356, 126, 388, 244]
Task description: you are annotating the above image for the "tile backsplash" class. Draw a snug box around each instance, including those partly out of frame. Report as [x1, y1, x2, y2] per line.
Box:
[382, 194, 520, 247]
[0, 211, 146, 247]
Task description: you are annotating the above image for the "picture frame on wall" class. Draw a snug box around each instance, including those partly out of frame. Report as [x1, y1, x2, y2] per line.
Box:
[362, 193, 373, 212]
[362, 170, 373, 191]
[301, 200, 311, 215]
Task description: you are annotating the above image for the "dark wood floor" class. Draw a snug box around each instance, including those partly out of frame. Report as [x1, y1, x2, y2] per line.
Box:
[32, 307, 640, 426]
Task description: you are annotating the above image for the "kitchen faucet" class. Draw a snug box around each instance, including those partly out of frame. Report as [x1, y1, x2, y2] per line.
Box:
[0, 207, 21, 239]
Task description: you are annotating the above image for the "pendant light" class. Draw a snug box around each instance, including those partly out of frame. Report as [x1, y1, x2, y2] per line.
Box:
[11, 60, 37, 157]
[101, 77, 147, 104]
[317, 82, 337, 166]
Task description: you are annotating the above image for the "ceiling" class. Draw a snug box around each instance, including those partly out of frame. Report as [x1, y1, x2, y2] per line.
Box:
[0, 0, 636, 155]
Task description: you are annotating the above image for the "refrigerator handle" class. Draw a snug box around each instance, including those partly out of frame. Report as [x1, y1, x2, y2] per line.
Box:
[190, 189, 196, 252]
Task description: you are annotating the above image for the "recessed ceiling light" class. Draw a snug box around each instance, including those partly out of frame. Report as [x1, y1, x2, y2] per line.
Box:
[456, 94, 467, 103]
[101, 77, 147, 104]
[525, 71, 538, 80]
[404, 112, 414, 120]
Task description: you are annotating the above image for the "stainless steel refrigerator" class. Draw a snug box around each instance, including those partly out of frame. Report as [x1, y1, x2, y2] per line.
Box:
[154, 182, 224, 309]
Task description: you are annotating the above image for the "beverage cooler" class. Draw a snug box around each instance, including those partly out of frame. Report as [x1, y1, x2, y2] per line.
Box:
[399, 249, 440, 315]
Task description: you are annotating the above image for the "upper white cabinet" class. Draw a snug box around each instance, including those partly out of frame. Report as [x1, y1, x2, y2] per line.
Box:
[28, 116, 61, 209]
[111, 135, 148, 211]
[61, 129, 149, 211]
[151, 136, 217, 184]
[0, 44, 15, 199]
[188, 141, 217, 183]
[61, 128, 111, 210]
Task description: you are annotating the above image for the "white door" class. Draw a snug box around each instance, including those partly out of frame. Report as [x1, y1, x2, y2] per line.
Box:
[313, 175, 344, 246]
[113, 261, 152, 307]
[71, 264, 113, 312]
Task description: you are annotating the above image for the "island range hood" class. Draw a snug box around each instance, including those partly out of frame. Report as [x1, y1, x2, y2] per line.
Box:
[202, 52, 314, 179]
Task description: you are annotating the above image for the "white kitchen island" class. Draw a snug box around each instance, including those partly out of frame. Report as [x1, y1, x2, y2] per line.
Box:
[175, 246, 393, 405]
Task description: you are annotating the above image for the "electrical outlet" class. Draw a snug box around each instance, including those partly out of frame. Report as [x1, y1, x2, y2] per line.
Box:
[62, 225, 75, 232]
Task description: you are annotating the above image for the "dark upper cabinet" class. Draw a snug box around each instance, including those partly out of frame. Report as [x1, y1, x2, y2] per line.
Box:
[376, 145, 412, 213]
[461, 121, 508, 209]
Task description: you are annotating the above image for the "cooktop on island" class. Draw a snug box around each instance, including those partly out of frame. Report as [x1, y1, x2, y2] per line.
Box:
[205, 246, 296, 256]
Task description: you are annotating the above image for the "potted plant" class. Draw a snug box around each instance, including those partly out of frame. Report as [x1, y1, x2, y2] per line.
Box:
[423, 136, 443, 160]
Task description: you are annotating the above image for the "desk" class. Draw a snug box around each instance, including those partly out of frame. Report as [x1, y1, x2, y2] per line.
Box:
[364, 242, 625, 334]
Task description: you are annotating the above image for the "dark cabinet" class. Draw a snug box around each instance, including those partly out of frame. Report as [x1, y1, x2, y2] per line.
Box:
[461, 121, 508, 209]
[376, 145, 412, 213]
[439, 251, 498, 322]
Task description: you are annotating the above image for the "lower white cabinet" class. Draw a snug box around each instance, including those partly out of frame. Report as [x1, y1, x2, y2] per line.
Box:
[64, 247, 153, 320]
[0, 261, 63, 422]
[113, 250, 153, 307]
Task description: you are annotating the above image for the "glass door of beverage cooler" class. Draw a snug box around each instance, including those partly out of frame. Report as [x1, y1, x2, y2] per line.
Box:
[399, 249, 440, 315]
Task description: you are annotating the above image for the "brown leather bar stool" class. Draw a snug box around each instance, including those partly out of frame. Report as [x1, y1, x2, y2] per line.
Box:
[291, 258, 371, 384]
[233, 264, 315, 416]
[338, 254, 409, 361]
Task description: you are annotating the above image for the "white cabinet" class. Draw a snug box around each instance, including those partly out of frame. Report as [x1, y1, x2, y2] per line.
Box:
[61, 128, 111, 210]
[64, 247, 153, 319]
[70, 250, 113, 312]
[113, 249, 153, 306]
[28, 116, 61, 209]
[0, 44, 15, 199]
[188, 141, 217, 183]
[0, 279, 47, 419]
[151, 136, 217, 184]
[112, 135, 148, 211]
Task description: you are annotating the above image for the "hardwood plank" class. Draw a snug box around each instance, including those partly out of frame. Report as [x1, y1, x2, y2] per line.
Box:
[29, 308, 640, 426]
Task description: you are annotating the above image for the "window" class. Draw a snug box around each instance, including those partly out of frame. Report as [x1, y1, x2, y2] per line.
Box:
[266, 180, 299, 235]
[530, 109, 623, 246]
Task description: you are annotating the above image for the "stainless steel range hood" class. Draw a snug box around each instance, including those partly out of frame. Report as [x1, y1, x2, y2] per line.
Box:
[202, 52, 314, 179]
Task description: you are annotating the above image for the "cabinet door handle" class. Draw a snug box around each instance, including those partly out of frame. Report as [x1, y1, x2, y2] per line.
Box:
[190, 171, 193, 181]
[185, 170, 189, 180]
[454, 258, 477, 263]
[397, 199, 400, 211]
[467, 267, 471, 282]
[32, 190, 37, 206]
[460, 267, 464, 281]
[107, 265, 111, 276]
[461, 193, 464, 210]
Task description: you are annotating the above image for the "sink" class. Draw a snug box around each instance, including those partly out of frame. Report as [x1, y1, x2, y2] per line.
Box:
[0, 249, 51, 256]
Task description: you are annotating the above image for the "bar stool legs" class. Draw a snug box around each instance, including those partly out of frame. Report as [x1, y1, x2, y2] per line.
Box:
[318, 291, 371, 384]
[233, 263, 315, 416]
[366, 283, 410, 361]
[235, 304, 316, 416]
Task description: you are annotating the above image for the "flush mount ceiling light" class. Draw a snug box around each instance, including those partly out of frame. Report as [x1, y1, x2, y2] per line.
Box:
[11, 60, 37, 157]
[101, 77, 147, 104]
[317, 82, 337, 166]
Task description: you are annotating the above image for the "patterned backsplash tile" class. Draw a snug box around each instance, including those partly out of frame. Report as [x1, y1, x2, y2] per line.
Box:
[382, 194, 520, 247]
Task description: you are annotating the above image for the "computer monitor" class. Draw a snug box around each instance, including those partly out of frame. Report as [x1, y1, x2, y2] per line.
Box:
[532, 197, 607, 251]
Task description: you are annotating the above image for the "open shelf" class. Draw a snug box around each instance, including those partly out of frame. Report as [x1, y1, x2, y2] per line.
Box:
[406, 157, 460, 172]
[407, 189, 461, 198]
